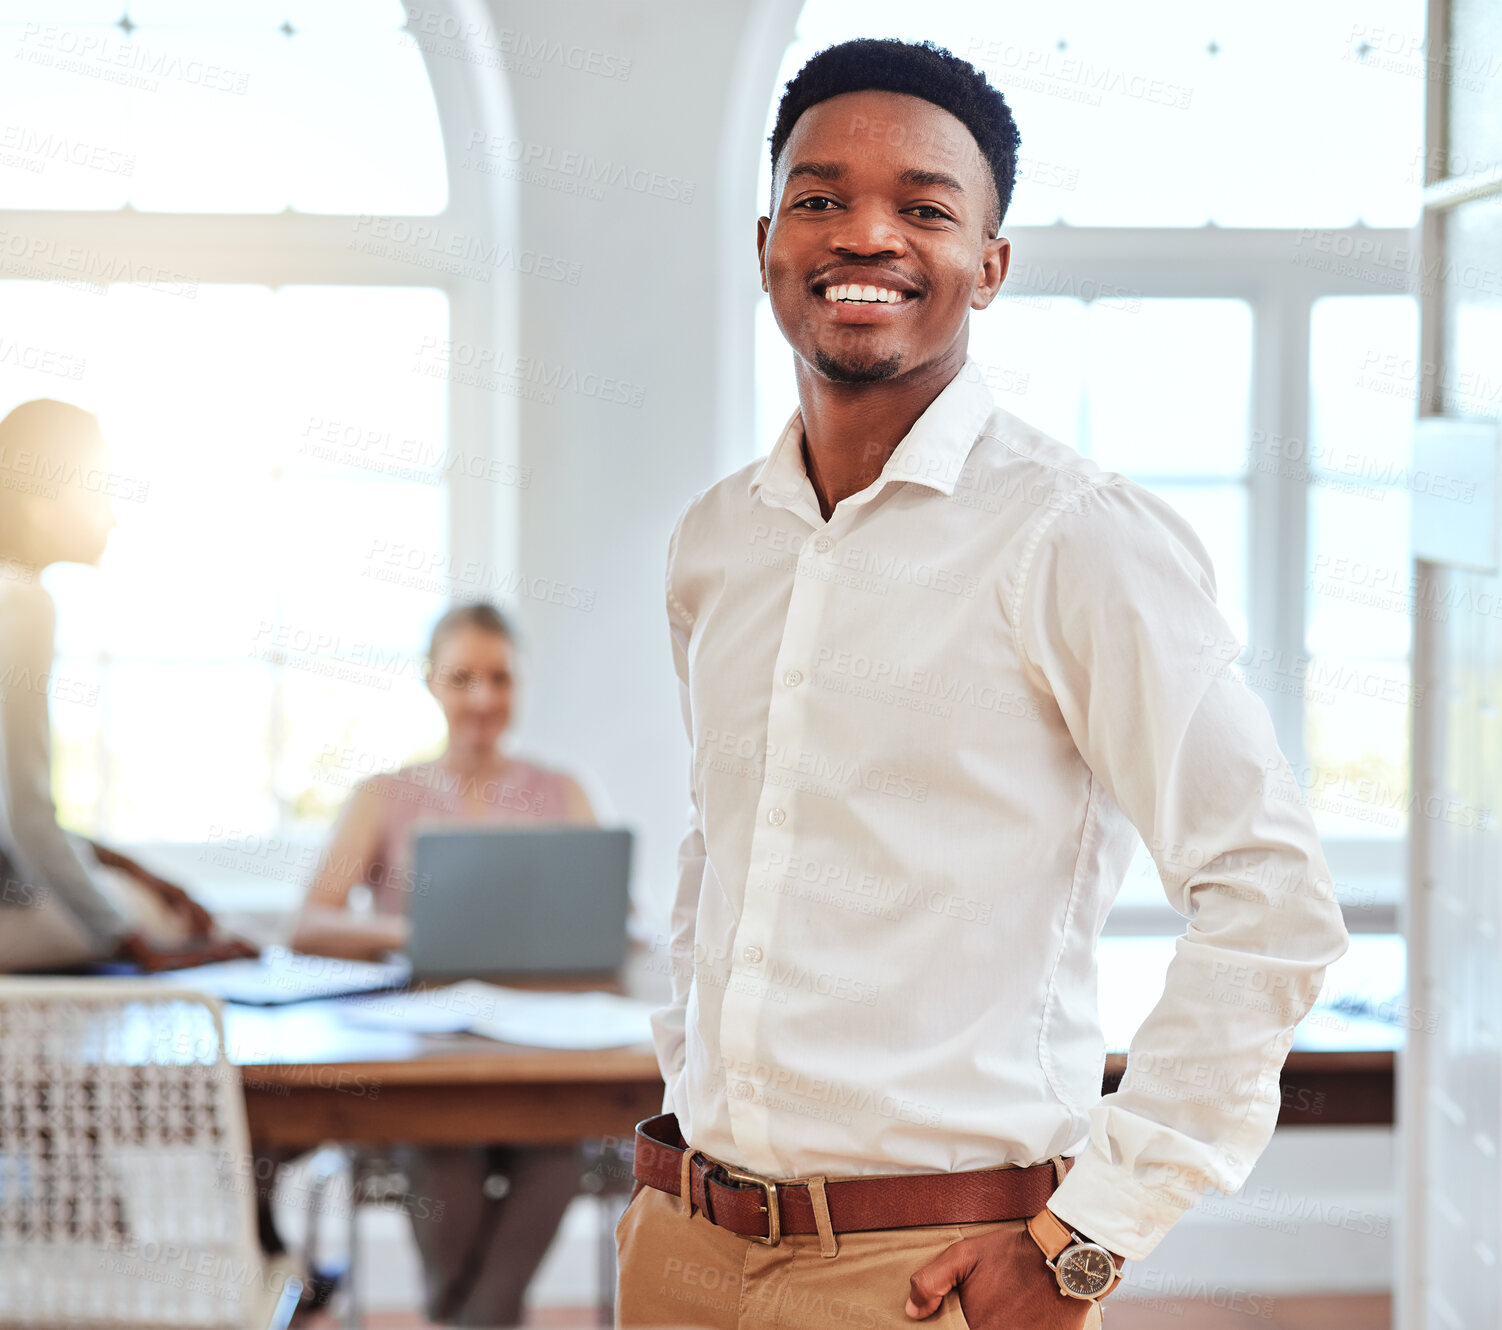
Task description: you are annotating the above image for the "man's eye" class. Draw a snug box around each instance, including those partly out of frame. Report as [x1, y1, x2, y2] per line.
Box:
[909, 205, 951, 221]
[793, 195, 838, 210]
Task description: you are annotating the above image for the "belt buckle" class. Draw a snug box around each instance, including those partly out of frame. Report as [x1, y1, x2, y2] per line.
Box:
[716, 1164, 781, 1246]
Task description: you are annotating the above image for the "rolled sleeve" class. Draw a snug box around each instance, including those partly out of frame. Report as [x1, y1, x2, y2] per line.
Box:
[1011, 479, 1350, 1262]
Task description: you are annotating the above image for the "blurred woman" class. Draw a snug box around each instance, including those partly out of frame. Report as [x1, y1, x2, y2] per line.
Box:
[0, 398, 251, 972]
[291, 602, 598, 1326]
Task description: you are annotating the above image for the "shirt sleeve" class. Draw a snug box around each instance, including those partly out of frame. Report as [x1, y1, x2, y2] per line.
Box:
[648, 500, 709, 1118]
[0, 584, 131, 950]
[1009, 478, 1350, 1263]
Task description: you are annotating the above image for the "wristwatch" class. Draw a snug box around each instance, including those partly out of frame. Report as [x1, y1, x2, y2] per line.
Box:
[1025, 1206, 1124, 1301]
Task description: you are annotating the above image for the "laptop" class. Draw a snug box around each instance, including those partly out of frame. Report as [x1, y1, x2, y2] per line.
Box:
[409, 825, 633, 981]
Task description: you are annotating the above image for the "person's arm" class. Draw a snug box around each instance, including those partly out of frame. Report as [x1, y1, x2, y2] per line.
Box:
[1014, 478, 1350, 1262]
[87, 840, 214, 936]
[648, 502, 709, 1118]
[559, 773, 598, 825]
[288, 778, 409, 961]
[0, 585, 131, 954]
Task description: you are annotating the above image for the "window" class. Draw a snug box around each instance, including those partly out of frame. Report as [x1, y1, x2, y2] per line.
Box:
[0, 1, 517, 843]
[0, 1, 445, 213]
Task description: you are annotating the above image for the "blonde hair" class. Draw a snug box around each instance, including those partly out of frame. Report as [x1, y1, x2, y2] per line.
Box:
[424, 602, 516, 682]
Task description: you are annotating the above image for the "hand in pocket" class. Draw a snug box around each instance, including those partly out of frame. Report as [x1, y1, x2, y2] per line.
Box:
[906, 1222, 1100, 1330]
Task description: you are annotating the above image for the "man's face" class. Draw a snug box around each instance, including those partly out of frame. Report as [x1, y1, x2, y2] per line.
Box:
[757, 88, 1009, 385]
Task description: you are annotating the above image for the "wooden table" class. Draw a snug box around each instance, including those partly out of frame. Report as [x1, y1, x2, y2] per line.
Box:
[230, 1008, 663, 1148]
[228, 1003, 1395, 1147]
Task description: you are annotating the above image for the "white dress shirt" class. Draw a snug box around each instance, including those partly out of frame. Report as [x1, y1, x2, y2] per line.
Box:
[650, 357, 1350, 1262]
[0, 579, 130, 951]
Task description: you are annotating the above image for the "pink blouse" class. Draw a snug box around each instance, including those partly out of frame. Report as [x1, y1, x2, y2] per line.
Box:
[363, 756, 588, 914]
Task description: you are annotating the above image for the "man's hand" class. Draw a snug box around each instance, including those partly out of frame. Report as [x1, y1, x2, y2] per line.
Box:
[906, 1218, 1115, 1330]
[91, 843, 215, 937]
[117, 932, 259, 972]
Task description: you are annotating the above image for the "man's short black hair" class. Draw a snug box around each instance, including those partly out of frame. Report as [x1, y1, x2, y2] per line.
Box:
[768, 37, 1021, 237]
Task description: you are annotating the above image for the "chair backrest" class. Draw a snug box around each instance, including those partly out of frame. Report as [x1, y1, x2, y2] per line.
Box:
[0, 978, 266, 1329]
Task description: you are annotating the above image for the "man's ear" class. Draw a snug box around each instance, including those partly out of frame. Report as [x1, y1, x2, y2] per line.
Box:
[971, 235, 1010, 311]
[756, 215, 771, 293]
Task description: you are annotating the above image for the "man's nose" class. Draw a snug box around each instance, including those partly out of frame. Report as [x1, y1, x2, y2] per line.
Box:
[830, 202, 906, 255]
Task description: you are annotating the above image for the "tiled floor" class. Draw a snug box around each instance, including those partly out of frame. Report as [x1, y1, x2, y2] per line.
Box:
[301, 1293, 1390, 1328]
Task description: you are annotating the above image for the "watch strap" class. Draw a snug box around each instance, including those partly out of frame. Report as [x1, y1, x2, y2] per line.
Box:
[1027, 1206, 1124, 1298]
[1026, 1205, 1075, 1261]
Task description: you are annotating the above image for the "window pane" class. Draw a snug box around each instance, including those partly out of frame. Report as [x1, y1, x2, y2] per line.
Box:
[1302, 656, 1413, 841]
[0, 4, 444, 213]
[1306, 486, 1413, 660]
[101, 661, 277, 839]
[1082, 299, 1251, 477]
[1310, 296, 1420, 476]
[761, 0, 1423, 228]
[969, 296, 1087, 444]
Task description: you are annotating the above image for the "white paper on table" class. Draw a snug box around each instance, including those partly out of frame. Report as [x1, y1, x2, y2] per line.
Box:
[449, 981, 656, 1050]
[335, 990, 476, 1035]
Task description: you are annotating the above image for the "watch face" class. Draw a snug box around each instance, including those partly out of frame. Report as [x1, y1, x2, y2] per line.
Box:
[1057, 1243, 1115, 1298]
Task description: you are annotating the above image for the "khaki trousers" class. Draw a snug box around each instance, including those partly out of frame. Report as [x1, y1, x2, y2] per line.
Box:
[614, 1180, 1105, 1330]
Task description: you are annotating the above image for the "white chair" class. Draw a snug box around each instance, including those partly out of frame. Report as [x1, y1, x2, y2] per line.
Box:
[0, 978, 297, 1329]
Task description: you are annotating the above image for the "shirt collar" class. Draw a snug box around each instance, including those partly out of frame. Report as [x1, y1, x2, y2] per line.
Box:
[749, 358, 995, 507]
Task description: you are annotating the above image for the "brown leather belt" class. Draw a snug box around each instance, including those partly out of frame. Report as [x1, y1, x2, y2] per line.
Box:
[631, 1112, 1072, 1246]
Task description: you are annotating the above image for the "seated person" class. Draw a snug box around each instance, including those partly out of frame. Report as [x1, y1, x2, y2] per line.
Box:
[289, 601, 598, 1327]
[0, 399, 253, 972]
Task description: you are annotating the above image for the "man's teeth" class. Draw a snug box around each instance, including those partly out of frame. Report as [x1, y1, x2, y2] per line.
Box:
[823, 284, 907, 304]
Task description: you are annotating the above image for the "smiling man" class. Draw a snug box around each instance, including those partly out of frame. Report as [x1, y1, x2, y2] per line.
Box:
[616, 38, 1348, 1330]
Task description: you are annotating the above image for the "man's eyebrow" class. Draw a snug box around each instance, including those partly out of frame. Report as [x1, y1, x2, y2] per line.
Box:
[784, 160, 845, 185]
[897, 167, 966, 195]
[782, 161, 968, 196]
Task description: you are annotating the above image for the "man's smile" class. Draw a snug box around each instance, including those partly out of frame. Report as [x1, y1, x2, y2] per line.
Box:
[809, 267, 922, 321]
[822, 283, 909, 304]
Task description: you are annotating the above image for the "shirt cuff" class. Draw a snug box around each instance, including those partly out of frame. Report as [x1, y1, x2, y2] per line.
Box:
[1042, 1148, 1194, 1263]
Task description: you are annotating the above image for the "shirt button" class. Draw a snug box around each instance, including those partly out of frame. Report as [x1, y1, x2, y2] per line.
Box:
[783, 669, 803, 688]
[813, 535, 833, 553]
[767, 807, 786, 826]
[742, 945, 764, 964]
